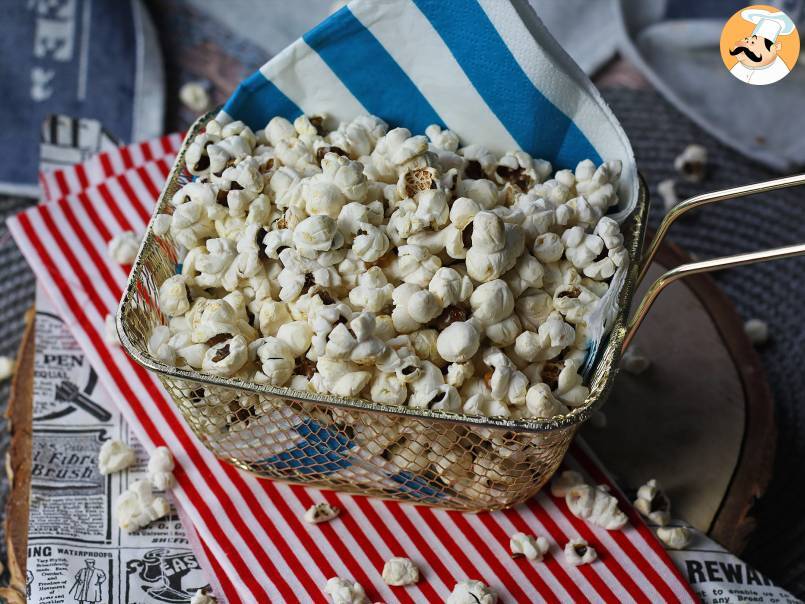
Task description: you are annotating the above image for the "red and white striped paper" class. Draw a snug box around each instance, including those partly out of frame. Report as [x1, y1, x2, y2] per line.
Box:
[11, 138, 696, 603]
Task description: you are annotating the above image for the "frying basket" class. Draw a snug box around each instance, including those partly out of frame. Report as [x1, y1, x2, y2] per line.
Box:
[118, 113, 805, 511]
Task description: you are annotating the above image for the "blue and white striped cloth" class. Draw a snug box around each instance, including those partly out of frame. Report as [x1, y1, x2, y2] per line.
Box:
[217, 0, 638, 376]
[218, 0, 637, 214]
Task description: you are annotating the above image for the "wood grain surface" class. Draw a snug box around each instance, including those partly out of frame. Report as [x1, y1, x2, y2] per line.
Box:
[0, 308, 35, 603]
[583, 238, 775, 553]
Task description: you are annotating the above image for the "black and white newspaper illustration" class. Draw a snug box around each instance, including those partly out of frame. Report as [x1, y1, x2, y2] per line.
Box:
[666, 529, 801, 604]
[27, 285, 210, 604]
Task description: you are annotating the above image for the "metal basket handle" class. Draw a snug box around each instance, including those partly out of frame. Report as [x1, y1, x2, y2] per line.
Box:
[622, 173, 805, 351]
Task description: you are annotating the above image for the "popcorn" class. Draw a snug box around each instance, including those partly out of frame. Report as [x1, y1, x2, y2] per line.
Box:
[459, 144, 497, 179]
[370, 370, 407, 405]
[657, 526, 693, 550]
[621, 347, 651, 375]
[381, 556, 419, 586]
[256, 337, 296, 386]
[276, 322, 314, 362]
[525, 383, 568, 418]
[446, 579, 497, 604]
[674, 144, 707, 182]
[156, 113, 628, 430]
[352, 223, 389, 262]
[147, 446, 176, 490]
[349, 267, 394, 313]
[408, 362, 460, 411]
[510, 532, 550, 561]
[469, 279, 514, 326]
[484, 314, 521, 347]
[550, 470, 586, 498]
[315, 357, 371, 397]
[562, 226, 603, 270]
[566, 484, 628, 530]
[159, 275, 191, 317]
[304, 502, 340, 524]
[554, 359, 589, 407]
[293, 215, 344, 259]
[98, 440, 136, 475]
[564, 538, 597, 566]
[633, 478, 671, 526]
[426, 124, 459, 152]
[465, 212, 524, 282]
[108, 230, 140, 264]
[371, 127, 430, 182]
[657, 179, 679, 213]
[115, 479, 170, 532]
[446, 362, 474, 388]
[324, 577, 368, 604]
[259, 300, 292, 336]
[190, 589, 217, 604]
[483, 348, 528, 406]
[744, 318, 769, 345]
[152, 213, 172, 236]
[456, 178, 500, 210]
[436, 320, 481, 363]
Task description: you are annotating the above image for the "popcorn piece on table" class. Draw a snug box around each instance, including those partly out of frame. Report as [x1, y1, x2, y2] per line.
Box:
[107, 230, 140, 264]
[190, 588, 217, 604]
[0, 356, 15, 381]
[620, 346, 651, 375]
[566, 484, 628, 530]
[179, 81, 211, 113]
[744, 318, 769, 345]
[98, 439, 136, 475]
[304, 502, 340, 524]
[657, 526, 693, 550]
[381, 556, 419, 586]
[674, 144, 707, 182]
[324, 577, 368, 604]
[564, 538, 597, 566]
[633, 478, 671, 526]
[147, 446, 175, 490]
[446, 579, 498, 604]
[657, 179, 679, 213]
[115, 479, 170, 532]
[510, 532, 550, 562]
[550, 470, 586, 498]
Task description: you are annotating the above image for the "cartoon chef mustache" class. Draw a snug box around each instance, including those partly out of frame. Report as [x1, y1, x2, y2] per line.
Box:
[730, 44, 763, 63]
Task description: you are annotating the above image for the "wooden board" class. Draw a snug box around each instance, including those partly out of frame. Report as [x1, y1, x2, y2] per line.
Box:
[0, 308, 35, 604]
[582, 239, 775, 553]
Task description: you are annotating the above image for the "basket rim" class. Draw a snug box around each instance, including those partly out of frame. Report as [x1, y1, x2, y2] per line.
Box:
[116, 113, 650, 434]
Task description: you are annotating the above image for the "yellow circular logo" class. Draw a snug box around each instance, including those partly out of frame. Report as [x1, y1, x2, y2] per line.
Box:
[720, 4, 799, 85]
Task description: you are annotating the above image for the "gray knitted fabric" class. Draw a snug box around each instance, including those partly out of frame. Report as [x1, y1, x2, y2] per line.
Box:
[601, 87, 805, 597]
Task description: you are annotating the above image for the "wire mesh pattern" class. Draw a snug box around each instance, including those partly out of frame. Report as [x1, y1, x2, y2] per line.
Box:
[117, 115, 648, 511]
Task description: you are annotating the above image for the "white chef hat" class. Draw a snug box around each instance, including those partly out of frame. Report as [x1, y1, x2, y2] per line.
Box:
[741, 8, 796, 43]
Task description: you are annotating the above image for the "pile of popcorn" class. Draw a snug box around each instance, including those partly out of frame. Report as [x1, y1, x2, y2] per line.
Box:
[148, 112, 627, 420]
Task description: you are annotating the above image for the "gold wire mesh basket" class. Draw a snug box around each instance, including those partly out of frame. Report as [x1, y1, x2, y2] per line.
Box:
[117, 114, 805, 512]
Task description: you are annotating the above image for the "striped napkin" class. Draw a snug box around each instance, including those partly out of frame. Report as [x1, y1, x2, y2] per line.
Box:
[219, 0, 640, 364]
[8, 138, 695, 602]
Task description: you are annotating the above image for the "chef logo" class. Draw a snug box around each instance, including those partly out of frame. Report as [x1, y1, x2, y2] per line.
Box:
[720, 5, 800, 85]
[125, 548, 209, 603]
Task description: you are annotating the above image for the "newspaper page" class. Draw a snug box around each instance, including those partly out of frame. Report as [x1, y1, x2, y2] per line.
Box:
[665, 528, 801, 604]
[26, 284, 211, 604]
